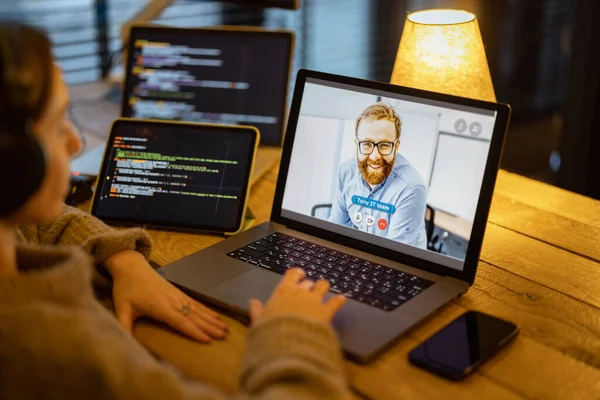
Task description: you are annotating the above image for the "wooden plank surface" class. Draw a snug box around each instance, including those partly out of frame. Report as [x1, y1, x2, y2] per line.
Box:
[350, 302, 600, 400]
[489, 194, 600, 262]
[495, 170, 600, 228]
[71, 81, 600, 398]
[468, 262, 600, 369]
[127, 166, 600, 400]
[480, 224, 600, 308]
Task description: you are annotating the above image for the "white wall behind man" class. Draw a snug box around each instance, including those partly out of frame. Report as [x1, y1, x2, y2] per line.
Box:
[282, 116, 341, 215]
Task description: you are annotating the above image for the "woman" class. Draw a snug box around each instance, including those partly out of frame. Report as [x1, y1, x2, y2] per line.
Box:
[0, 23, 348, 399]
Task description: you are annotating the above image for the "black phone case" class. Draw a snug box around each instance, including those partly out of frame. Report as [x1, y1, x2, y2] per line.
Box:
[408, 311, 519, 380]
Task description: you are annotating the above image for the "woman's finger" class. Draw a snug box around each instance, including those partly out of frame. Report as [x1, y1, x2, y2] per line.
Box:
[191, 299, 221, 319]
[249, 299, 264, 322]
[115, 302, 134, 333]
[191, 307, 228, 331]
[186, 298, 226, 325]
[156, 308, 212, 344]
[187, 313, 227, 339]
[281, 268, 306, 286]
[312, 279, 330, 297]
[298, 279, 315, 291]
[324, 294, 347, 317]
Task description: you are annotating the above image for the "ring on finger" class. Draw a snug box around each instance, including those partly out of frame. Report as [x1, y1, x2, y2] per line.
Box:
[176, 302, 192, 316]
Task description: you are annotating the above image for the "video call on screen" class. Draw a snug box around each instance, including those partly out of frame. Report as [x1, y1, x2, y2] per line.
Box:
[123, 29, 290, 144]
[94, 122, 253, 230]
[282, 79, 498, 271]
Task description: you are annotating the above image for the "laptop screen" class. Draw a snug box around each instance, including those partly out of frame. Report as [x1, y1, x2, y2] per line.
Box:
[122, 26, 292, 145]
[280, 78, 499, 271]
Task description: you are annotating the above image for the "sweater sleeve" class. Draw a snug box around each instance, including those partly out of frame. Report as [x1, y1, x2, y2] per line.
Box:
[239, 315, 349, 399]
[3, 311, 350, 400]
[18, 204, 152, 287]
[0, 246, 351, 400]
[101, 316, 349, 400]
[18, 205, 152, 263]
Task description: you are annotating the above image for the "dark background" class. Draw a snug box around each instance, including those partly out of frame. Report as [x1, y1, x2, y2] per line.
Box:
[124, 28, 291, 144]
[3, 0, 599, 199]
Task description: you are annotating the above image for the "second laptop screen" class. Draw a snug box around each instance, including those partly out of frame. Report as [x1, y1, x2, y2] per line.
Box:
[123, 28, 292, 145]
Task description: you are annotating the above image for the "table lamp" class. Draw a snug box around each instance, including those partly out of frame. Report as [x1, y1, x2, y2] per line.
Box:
[391, 9, 496, 102]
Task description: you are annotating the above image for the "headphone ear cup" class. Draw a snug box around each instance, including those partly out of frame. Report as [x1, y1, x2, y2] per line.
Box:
[0, 131, 46, 217]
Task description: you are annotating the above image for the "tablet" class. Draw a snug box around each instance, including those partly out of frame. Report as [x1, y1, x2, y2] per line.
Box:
[91, 118, 259, 235]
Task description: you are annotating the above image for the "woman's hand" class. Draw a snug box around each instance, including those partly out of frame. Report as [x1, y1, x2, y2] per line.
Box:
[249, 268, 346, 324]
[104, 250, 227, 343]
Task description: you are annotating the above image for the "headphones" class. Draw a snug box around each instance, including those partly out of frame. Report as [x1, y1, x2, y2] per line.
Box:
[0, 25, 47, 218]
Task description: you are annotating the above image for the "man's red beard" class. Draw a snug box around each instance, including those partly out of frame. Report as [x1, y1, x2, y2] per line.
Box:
[358, 156, 395, 186]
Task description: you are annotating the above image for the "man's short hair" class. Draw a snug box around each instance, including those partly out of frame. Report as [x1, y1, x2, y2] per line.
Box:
[355, 102, 402, 140]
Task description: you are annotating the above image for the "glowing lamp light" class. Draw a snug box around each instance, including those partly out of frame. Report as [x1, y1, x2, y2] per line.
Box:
[391, 9, 496, 102]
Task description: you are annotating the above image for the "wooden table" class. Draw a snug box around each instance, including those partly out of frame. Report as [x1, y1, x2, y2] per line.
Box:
[70, 82, 600, 399]
[111, 166, 599, 400]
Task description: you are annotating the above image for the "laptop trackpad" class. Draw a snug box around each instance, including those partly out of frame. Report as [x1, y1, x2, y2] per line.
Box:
[206, 268, 281, 312]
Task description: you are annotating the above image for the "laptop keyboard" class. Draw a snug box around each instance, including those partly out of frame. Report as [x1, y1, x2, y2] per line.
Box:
[227, 232, 434, 312]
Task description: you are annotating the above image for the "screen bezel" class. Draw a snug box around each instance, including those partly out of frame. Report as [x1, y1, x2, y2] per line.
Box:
[270, 69, 511, 285]
[122, 25, 294, 146]
[90, 118, 259, 234]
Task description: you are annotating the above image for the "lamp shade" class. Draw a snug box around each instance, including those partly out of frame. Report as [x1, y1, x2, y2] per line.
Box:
[391, 9, 496, 102]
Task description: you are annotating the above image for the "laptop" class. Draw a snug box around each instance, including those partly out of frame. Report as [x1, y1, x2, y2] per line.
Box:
[158, 69, 511, 363]
[121, 25, 294, 185]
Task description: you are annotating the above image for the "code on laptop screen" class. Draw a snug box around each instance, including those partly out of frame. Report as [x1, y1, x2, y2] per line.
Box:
[93, 120, 255, 232]
[122, 27, 292, 145]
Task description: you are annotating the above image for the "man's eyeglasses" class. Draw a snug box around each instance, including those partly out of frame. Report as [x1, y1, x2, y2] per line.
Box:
[356, 139, 398, 156]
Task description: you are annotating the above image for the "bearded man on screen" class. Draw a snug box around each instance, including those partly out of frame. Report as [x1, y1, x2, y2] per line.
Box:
[330, 102, 427, 248]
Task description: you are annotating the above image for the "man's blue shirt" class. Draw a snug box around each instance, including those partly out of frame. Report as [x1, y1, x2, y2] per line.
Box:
[330, 153, 428, 248]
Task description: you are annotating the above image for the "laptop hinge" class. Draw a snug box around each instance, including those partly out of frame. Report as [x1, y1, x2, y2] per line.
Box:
[445, 276, 470, 292]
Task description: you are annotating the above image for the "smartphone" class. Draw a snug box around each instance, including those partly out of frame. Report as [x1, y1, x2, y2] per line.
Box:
[408, 311, 519, 380]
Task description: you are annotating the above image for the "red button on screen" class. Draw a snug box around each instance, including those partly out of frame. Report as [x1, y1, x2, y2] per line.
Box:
[378, 218, 387, 230]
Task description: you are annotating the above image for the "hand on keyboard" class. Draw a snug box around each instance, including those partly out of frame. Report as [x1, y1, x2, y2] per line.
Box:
[230, 232, 435, 312]
[249, 268, 346, 325]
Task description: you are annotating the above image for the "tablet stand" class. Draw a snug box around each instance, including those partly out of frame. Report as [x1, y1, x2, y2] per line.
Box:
[242, 207, 256, 232]
[224, 206, 256, 236]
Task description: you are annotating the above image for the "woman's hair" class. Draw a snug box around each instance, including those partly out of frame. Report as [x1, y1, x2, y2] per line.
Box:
[0, 22, 54, 134]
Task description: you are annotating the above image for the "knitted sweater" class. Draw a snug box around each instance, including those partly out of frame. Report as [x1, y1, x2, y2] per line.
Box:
[0, 206, 348, 399]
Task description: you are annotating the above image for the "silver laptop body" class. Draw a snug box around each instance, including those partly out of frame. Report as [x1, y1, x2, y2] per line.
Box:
[159, 69, 511, 363]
